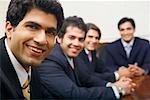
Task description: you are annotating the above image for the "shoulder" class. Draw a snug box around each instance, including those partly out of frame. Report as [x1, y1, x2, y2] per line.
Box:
[135, 37, 149, 45]
[105, 39, 121, 50]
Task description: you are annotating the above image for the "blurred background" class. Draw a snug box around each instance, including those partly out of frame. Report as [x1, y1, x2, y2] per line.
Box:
[0, 0, 149, 42]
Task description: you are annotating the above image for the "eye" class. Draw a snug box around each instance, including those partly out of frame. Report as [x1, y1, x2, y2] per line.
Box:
[26, 24, 39, 30]
[68, 36, 75, 40]
[95, 37, 99, 40]
[79, 38, 85, 42]
[46, 28, 57, 36]
[120, 28, 125, 31]
[127, 27, 132, 30]
[88, 35, 93, 38]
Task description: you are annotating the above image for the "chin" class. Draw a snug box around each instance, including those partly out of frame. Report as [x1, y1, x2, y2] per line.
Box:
[29, 59, 42, 66]
[124, 39, 132, 43]
[69, 54, 78, 58]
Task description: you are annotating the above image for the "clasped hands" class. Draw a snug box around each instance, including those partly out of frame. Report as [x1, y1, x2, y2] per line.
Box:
[114, 63, 145, 96]
[113, 77, 136, 96]
[117, 63, 145, 78]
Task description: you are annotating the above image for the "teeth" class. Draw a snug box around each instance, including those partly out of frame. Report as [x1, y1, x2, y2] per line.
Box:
[29, 46, 43, 53]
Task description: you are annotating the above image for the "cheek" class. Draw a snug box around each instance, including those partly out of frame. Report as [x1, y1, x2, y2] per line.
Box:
[80, 43, 84, 50]
[48, 38, 55, 50]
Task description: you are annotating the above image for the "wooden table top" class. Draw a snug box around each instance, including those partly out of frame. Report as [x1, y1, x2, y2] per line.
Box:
[122, 75, 150, 100]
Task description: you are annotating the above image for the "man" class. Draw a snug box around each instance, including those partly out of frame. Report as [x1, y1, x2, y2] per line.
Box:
[38, 16, 135, 99]
[79, 23, 132, 83]
[0, 0, 64, 99]
[79, 23, 116, 82]
[101, 17, 150, 77]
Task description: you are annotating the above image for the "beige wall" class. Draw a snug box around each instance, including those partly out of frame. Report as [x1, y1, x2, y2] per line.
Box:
[0, 0, 10, 38]
[0, 0, 150, 42]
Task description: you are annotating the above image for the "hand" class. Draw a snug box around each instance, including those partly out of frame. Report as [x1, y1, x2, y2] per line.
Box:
[113, 77, 136, 96]
[117, 66, 133, 78]
[128, 63, 145, 77]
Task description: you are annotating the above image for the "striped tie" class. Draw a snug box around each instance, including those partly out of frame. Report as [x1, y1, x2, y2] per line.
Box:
[22, 75, 30, 100]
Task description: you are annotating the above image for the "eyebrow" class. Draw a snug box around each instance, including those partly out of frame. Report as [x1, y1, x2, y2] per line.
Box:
[26, 21, 41, 28]
[26, 21, 57, 31]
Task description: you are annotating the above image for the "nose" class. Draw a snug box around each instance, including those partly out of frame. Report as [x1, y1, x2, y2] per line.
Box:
[73, 39, 80, 46]
[34, 31, 47, 45]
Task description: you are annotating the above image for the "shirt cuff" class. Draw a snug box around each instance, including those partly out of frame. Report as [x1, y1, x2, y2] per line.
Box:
[144, 70, 149, 75]
[106, 82, 113, 87]
[111, 85, 120, 99]
[114, 71, 120, 81]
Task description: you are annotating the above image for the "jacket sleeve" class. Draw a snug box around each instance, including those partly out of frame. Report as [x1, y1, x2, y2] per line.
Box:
[142, 43, 150, 74]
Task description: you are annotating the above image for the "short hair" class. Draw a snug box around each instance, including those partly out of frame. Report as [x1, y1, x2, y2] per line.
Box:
[118, 17, 136, 30]
[86, 23, 101, 40]
[58, 16, 87, 38]
[6, 0, 64, 32]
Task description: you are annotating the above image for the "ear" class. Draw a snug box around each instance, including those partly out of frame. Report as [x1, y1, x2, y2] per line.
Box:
[56, 36, 62, 44]
[5, 21, 14, 39]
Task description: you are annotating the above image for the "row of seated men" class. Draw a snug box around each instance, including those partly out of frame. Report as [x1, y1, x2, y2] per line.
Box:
[37, 16, 150, 99]
[1, 0, 150, 99]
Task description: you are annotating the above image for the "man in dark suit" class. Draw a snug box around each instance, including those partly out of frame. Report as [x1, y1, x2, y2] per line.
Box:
[79, 23, 132, 83]
[38, 16, 136, 99]
[79, 23, 116, 82]
[101, 17, 150, 78]
[0, 0, 64, 99]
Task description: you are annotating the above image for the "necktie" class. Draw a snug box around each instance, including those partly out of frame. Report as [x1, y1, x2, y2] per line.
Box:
[22, 75, 30, 100]
[125, 45, 132, 58]
[88, 52, 92, 62]
[69, 58, 74, 69]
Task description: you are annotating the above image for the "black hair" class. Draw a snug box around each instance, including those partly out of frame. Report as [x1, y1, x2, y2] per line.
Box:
[118, 17, 135, 30]
[6, 0, 64, 33]
[86, 23, 101, 40]
[58, 16, 87, 38]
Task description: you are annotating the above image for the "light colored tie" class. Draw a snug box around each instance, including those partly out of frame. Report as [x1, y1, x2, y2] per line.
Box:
[88, 52, 92, 62]
[22, 75, 30, 100]
[125, 45, 132, 58]
[68, 58, 74, 69]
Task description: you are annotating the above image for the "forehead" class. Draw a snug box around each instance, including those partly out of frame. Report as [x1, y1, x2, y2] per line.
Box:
[65, 26, 85, 37]
[120, 22, 133, 29]
[20, 8, 57, 29]
[87, 29, 99, 37]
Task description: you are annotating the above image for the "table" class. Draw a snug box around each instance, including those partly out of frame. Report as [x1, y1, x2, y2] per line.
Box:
[122, 75, 150, 100]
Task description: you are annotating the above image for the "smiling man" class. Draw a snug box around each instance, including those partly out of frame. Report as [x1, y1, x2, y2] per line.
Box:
[38, 16, 136, 99]
[102, 17, 150, 78]
[0, 0, 64, 99]
[78, 23, 118, 83]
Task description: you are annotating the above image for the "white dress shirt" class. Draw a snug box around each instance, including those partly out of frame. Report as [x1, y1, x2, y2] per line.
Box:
[5, 39, 31, 87]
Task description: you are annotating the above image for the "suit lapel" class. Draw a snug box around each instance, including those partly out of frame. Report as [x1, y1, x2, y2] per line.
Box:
[118, 40, 128, 59]
[0, 37, 23, 98]
[80, 50, 89, 64]
[129, 38, 140, 61]
[51, 44, 78, 84]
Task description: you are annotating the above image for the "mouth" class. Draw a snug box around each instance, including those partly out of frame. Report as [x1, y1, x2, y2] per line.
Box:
[27, 45, 46, 57]
[70, 47, 81, 53]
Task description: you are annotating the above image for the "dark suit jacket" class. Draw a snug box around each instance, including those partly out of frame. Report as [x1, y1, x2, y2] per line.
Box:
[0, 37, 51, 99]
[103, 37, 150, 73]
[38, 43, 117, 99]
[79, 50, 116, 82]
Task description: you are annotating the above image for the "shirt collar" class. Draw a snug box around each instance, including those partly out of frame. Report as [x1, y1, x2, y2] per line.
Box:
[5, 39, 31, 87]
[121, 38, 135, 48]
[84, 48, 90, 55]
